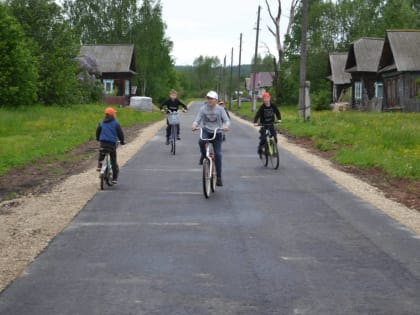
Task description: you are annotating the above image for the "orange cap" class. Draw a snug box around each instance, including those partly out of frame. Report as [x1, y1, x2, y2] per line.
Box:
[105, 107, 116, 116]
[262, 92, 270, 99]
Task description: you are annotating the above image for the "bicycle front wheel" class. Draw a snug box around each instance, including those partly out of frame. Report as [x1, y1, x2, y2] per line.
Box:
[171, 125, 176, 155]
[269, 141, 279, 169]
[262, 144, 269, 167]
[210, 159, 217, 192]
[202, 159, 211, 198]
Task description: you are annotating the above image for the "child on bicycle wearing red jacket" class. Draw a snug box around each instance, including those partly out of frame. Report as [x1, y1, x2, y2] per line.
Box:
[253, 92, 281, 155]
[96, 107, 125, 184]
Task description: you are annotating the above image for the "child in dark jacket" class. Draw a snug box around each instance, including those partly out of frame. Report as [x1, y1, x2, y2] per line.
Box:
[253, 92, 281, 155]
[160, 89, 188, 144]
[96, 107, 125, 184]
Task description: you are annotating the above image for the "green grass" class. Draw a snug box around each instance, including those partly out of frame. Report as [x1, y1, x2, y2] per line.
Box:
[232, 102, 420, 180]
[0, 104, 162, 176]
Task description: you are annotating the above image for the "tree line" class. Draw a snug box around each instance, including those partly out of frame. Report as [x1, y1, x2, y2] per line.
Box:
[176, 0, 420, 109]
[0, 0, 174, 107]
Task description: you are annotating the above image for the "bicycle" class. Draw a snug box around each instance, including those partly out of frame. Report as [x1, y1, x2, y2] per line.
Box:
[258, 123, 280, 170]
[199, 127, 219, 198]
[166, 111, 180, 155]
[99, 143, 118, 190]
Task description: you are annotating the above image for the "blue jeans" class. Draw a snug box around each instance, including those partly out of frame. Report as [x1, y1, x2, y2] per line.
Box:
[199, 130, 223, 178]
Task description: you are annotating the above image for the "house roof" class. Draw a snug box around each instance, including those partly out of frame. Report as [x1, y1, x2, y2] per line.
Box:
[345, 37, 384, 73]
[246, 72, 274, 90]
[327, 52, 351, 85]
[378, 30, 420, 72]
[79, 44, 136, 74]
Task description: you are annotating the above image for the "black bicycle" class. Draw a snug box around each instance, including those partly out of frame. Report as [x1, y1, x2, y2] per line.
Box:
[258, 123, 280, 170]
[167, 111, 180, 155]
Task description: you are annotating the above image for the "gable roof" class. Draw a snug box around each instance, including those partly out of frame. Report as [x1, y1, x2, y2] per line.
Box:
[378, 30, 420, 72]
[79, 44, 136, 74]
[345, 37, 384, 73]
[327, 52, 351, 84]
[246, 72, 274, 90]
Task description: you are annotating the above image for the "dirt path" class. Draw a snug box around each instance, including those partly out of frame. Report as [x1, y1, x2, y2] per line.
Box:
[1, 112, 419, 293]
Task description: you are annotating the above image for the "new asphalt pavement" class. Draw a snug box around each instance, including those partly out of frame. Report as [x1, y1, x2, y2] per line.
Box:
[0, 102, 419, 314]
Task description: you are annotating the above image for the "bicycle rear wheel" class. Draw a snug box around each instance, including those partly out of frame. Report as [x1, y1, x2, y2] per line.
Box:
[202, 158, 211, 198]
[100, 174, 105, 190]
[269, 141, 279, 169]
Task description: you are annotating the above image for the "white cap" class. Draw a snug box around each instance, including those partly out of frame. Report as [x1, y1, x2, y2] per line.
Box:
[206, 90, 218, 99]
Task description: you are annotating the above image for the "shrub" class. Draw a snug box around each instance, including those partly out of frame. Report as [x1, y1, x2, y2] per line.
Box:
[311, 89, 331, 111]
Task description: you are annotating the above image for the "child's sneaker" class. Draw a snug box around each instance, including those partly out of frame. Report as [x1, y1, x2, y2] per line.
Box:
[111, 179, 118, 185]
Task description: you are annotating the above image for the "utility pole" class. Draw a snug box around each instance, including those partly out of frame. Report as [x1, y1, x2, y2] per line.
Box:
[237, 33, 242, 109]
[251, 5, 261, 112]
[229, 47, 234, 110]
[222, 55, 226, 102]
[298, 0, 309, 120]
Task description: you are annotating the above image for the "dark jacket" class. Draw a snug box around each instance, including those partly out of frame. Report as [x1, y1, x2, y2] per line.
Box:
[160, 98, 187, 112]
[96, 116, 125, 145]
[253, 103, 281, 124]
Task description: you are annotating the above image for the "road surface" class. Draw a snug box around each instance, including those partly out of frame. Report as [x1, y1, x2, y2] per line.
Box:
[0, 102, 419, 314]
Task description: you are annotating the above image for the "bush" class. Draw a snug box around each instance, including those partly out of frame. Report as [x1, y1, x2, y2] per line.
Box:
[311, 89, 331, 111]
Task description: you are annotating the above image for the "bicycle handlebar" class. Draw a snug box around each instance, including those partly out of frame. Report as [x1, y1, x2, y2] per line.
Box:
[199, 127, 220, 141]
[256, 121, 281, 127]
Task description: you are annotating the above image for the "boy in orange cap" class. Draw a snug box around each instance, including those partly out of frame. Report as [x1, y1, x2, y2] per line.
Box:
[253, 92, 281, 155]
[96, 107, 125, 184]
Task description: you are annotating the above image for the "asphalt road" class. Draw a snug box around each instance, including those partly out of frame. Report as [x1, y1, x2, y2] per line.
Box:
[0, 101, 419, 315]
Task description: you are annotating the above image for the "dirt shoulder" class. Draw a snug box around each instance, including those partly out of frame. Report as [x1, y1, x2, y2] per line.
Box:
[1, 112, 419, 293]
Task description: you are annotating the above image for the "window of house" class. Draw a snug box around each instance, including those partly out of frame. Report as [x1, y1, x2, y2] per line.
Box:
[103, 79, 114, 94]
[375, 82, 383, 98]
[354, 81, 362, 100]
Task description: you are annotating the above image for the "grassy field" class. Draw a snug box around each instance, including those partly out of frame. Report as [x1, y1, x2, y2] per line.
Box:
[232, 102, 420, 180]
[0, 104, 162, 176]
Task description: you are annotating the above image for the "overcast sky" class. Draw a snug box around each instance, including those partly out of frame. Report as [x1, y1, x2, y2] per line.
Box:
[161, 0, 293, 66]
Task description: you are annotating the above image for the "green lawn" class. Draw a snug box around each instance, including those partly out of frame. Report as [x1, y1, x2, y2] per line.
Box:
[0, 104, 162, 176]
[232, 102, 420, 180]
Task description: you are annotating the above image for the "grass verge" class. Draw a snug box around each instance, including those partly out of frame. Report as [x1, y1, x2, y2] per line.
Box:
[0, 104, 162, 176]
[232, 102, 420, 180]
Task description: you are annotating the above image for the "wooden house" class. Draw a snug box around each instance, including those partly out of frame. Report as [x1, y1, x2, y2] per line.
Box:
[79, 44, 137, 104]
[378, 30, 420, 112]
[245, 72, 274, 99]
[327, 52, 351, 103]
[345, 38, 384, 111]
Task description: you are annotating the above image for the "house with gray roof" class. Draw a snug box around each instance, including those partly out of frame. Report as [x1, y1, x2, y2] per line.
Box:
[245, 72, 274, 99]
[345, 37, 385, 111]
[327, 52, 351, 103]
[378, 30, 420, 112]
[79, 44, 137, 104]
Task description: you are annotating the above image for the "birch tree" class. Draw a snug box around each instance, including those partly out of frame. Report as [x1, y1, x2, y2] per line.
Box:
[265, 0, 299, 101]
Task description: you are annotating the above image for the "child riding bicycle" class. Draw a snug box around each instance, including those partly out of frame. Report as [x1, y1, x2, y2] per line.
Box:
[160, 89, 188, 144]
[192, 91, 230, 187]
[253, 92, 281, 155]
[96, 107, 125, 184]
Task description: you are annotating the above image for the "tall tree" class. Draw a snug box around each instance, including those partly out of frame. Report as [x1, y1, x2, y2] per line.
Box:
[0, 3, 38, 106]
[7, 0, 80, 105]
[265, 0, 299, 102]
